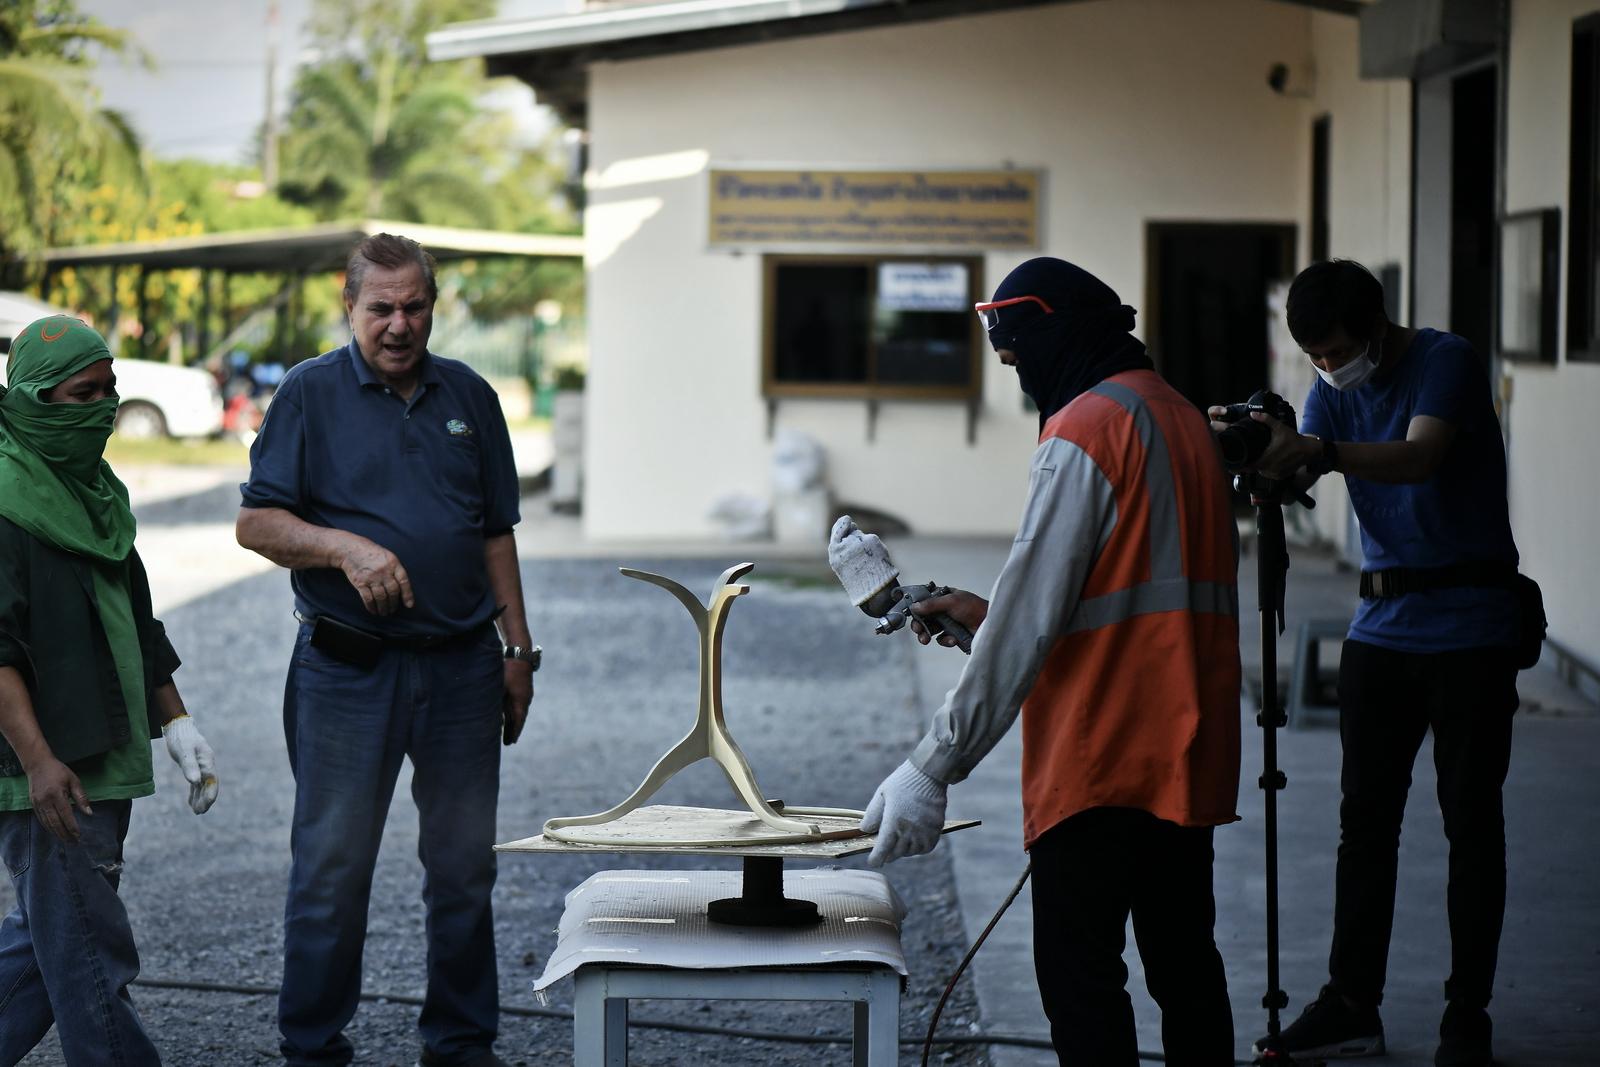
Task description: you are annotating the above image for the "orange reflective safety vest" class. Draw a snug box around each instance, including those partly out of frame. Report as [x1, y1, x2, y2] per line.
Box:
[1020, 370, 1241, 848]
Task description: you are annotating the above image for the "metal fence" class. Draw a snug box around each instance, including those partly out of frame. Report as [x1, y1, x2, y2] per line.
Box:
[430, 313, 587, 419]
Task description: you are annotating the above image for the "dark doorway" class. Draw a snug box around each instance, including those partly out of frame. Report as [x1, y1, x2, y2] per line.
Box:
[1414, 61, 1500, 362]
[1450, 65, 1498, 358]
[1311, 115, 1331, 263]
[1146, 222, 1298, 414]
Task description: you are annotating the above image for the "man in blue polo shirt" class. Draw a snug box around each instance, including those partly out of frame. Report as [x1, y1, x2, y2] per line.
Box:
[237, 234, 537, 1067]
[1217, 260, 1522, 1067]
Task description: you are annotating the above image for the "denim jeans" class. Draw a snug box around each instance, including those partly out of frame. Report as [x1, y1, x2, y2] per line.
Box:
[1030, 806, 1233, 1067]
[0, 799, 161, 1066]
[277, 623, 504, 1067]
[1328, 640, 1519, 1011]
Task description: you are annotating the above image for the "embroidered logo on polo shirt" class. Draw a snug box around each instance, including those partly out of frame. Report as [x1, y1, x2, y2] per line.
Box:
[446, 419, 472, 437]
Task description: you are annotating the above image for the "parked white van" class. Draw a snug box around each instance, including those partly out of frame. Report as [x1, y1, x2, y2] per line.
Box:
[0, 291, 223, 439]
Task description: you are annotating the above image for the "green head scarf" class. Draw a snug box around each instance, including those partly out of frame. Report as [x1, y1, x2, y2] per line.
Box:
[0, 315, 135, 562]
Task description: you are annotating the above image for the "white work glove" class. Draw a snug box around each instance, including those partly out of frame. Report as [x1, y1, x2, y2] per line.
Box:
[860, 760, 948, 867]
[828, 514, 899, 607]
[161, 714, 219, 815]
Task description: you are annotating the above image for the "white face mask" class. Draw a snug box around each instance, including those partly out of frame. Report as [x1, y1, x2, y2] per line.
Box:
[1314, 341, 1378, 391]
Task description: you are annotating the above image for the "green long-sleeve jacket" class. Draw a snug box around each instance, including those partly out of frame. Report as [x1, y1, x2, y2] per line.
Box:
[0, 516, 180, 777]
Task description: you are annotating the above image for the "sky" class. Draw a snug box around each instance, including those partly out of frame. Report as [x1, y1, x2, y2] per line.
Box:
[79, 0, 558, 166]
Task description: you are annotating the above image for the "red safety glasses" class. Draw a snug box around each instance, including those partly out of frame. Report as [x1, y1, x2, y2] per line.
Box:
[974, 294, 1054, 331]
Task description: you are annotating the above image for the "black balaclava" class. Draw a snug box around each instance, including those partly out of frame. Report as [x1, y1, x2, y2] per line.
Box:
[988, 257, 1154, 428]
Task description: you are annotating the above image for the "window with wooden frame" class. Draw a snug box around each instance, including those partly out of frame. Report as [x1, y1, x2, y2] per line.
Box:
[1499, 208, 1561, 362]
[1569, 13, 1600, 361]
[762, 255, 984, 400]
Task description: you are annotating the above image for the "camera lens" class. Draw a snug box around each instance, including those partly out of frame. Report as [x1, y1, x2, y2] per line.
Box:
[1216, 419, 1272, 469]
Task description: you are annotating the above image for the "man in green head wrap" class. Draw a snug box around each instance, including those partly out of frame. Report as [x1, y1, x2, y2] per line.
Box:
[0, 315, 223, 1064]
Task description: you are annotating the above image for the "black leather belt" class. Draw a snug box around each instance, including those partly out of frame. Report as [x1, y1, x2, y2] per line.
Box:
[382, 625, 493, 651]
[296, 612, 493, 651]
[1359, 561, 1517, 599]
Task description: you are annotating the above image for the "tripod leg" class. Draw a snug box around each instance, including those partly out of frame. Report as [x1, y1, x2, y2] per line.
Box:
[1251, 497, 1296, 1063]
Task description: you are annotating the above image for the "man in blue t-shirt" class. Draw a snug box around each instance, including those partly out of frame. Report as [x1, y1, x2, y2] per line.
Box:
[1214, 261, 1521, 1067]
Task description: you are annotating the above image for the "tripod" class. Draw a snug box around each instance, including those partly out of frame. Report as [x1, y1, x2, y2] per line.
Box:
[1238, 471, 1322, 1067]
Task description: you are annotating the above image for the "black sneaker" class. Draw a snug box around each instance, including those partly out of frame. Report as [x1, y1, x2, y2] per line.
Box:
[416, 1049, 510, 1067]
[1436, 1002, 1493, 1067]
[1252, 985, 1386, 1059]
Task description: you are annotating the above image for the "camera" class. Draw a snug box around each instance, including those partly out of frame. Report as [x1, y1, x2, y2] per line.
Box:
[1213, 389, 1297, 469]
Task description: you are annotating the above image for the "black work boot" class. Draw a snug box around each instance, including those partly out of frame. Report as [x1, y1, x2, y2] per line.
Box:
[1252, 984, 1386, 1060]
[1436, 1001, 1494, 1067]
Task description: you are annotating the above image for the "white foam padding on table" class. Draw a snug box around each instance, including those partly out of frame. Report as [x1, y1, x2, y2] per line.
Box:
[534, 867, 908, 992]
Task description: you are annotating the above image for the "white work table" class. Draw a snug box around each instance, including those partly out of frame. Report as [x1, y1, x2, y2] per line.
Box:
[501, 805, 978, 1065]
[539, 867, 906, 1067]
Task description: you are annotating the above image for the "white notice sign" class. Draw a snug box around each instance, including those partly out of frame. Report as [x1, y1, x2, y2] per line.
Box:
[877, 263, 969, 312]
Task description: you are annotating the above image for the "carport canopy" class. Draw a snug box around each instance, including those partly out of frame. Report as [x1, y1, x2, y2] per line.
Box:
[33, 219, 584, 274]
[23, 219, 584, 365]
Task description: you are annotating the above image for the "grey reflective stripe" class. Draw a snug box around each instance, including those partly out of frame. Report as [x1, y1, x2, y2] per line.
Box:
[1091, 380, 1181, 581]
[1065, 579, 1239, 635]
[1065, 381, 1235, 635]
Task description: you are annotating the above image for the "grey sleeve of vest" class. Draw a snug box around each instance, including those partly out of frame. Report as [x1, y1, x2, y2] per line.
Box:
[910, 437, 1118, 785]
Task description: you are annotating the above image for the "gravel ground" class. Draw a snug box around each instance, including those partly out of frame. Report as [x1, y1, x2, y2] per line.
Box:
[2, 497, 994, 1067]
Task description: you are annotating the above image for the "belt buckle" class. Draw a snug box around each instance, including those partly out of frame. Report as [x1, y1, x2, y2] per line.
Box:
[1370, 571, 1389, 598]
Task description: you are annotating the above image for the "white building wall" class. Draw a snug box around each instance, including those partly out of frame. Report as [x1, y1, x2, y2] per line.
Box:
[1282, 13, 1414, 552]
[582, 0, 1319, 540]
[1501, 1, 1600, 668]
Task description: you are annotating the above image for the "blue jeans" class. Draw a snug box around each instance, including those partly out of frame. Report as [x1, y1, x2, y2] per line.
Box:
[0, 799, 161, 1066]
[278, 624, 504, 1066]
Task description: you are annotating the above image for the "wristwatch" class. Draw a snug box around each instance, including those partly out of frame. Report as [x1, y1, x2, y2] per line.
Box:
[503, 644, 542, 671]
[1305, 436, 1340, 477]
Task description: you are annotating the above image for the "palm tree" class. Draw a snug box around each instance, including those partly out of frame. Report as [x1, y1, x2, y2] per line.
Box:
[278, 58, 496, 224]
[276, 0, 506, 227]
[0, 3, 147, 269]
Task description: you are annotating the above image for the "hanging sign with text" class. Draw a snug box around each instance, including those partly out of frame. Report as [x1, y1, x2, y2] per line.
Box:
[708, 168, 1041, 250]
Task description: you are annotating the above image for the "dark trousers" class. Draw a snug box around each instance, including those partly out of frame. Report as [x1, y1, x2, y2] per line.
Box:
[1329, 639, 1519, 1010]
[1031, 806, 1233, 1067]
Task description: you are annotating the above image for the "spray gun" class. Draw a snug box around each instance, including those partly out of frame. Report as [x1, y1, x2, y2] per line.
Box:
[828, 516, 974, 655]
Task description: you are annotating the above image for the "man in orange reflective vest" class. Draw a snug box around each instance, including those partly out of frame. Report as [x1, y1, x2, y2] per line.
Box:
[861, 257, 1242, 1067]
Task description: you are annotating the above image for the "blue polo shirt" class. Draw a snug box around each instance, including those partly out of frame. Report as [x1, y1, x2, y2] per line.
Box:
[240, 342, 520, 638]
[1301, 328, 1519, 653]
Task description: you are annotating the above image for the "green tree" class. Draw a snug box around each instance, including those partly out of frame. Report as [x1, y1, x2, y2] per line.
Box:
[47, 159, 326, 367]
[276, 0, 583, 331]
[0, 0, 147, 271]
[277, 0, 511, 225]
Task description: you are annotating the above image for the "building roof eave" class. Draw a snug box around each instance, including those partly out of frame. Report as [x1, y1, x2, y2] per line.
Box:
[429, 0, 893, 61]
[431, 0, 1362, 127]
[429, 0, 1079, 126]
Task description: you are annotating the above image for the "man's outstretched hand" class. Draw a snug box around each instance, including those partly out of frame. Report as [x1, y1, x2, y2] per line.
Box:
[860, 760, 948, 866]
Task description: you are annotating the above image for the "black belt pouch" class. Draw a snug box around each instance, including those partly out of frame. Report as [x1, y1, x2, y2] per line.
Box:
[309, 615, 384, 669]
[1513, 574, 1547, 671]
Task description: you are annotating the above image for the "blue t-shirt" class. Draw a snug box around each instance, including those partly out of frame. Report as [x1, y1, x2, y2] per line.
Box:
[240, 343, 521, 638]
[1301, 329, 1519, 653]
